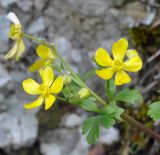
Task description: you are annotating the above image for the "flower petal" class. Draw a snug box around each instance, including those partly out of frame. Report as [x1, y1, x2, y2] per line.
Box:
[36, 44, 51, 59]
[24, 96, 44, 109]
[124, 56, 142, 72]
[115, 70, 131, 85]
[112, 38, 128, 60]
[45, 94, 56, 110]
[7, 12, 20, 24]
[39, 67, 54, 87]
[50, 76, 63, 94]
[96, 67, 115, 80]
[95, 48, 113, 66]
[28, 59, 45, 72]
[22, 78, 40, 95]
[4, 42, 18, 59]
[15, 39, 25, 61]
[126, 49, 138, 59]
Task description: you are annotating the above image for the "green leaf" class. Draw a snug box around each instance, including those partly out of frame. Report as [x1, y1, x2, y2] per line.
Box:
[80, 97, 99, 112]
[106, 79, 116, 100]
[100, 103, 124, 120]
[148, 101, 160, 121]
[115, 89, 143, 104]
[100, 115, 115, 128]
[113, 105, 124, 120]
[82, 116, 100, 144]
[83, 68, 96, 81]
[100, 104, 116, 115]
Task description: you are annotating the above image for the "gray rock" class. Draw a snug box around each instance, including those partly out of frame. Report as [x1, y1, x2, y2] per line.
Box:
[111, 0, 126, 7]
[27, 17, 47, 34]
[54, 37, 72, 61]
[16, 0, 33, 12]
[34, 0, 45, 11]
[41, 143, 61, 155]
[0, 112, 38, 149]
[40, 129, 80, 155]
[0, 0, 16, 8]
[98, 127, 120, 145]
[67, 0, 111, 16]
[121, 1, 155, 27]
[0, 65, 11, 88]
[0, 15, 10, 53]
[61, 113, 86, 128]
[142, 11, 156, 25]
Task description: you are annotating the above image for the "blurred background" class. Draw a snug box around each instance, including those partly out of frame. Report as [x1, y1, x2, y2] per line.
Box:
[0, 0, 160, 155]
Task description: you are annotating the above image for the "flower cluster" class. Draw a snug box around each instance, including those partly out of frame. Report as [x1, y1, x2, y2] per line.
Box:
[5, 12, 143, 110]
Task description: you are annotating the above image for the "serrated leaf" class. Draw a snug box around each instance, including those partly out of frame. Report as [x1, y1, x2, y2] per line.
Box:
[100, 104, 116, 115]
[100, 115, 115, 128]
[115, 89, 143, 104]
[106, 79, 116, 100]
[148, 101, 160, 121]
[100, 103, 124, 120]
[80, 97, 99, 112]
[82, 116, 100, 144]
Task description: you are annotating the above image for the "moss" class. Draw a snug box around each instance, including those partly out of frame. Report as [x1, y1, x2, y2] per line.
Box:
[129, 25, 160, 54]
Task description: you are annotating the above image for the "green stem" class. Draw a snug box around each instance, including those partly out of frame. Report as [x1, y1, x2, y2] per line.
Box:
[23, 33, 160, 141]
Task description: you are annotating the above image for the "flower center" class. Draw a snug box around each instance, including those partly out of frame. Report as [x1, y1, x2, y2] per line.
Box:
[39, 84, 50, 96]
[112, 60, 124, 71]
[9, 24, 22, 40]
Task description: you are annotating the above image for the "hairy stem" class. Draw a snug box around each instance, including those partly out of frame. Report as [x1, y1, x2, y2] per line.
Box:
[23, 33, 160, 141]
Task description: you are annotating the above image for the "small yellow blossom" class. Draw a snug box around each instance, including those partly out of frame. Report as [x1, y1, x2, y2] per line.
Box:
[28, 44, 56, 72]
[78, 88, 90, 99]
[95, 38, 142, 85]
[5, 12, 25, 61]
[22, 67, 63, 110]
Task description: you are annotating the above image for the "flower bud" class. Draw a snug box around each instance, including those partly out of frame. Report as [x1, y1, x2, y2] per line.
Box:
[78, 88, 90, 99]
[62, 74, 72, 85]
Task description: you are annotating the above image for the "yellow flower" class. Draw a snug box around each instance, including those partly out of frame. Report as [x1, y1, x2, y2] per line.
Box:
[28, 44, 56, 72]
[22, 67, 63, 110]
[95, 38, 142, 85]
[5, 12, 25, 61]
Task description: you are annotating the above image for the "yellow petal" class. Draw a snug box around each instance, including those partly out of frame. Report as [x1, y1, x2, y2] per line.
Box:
[5, 41, 18, 59]
[24, 96, 44, 109]
[50, 76, 63, 94]
[112, 38, 128, 60]
[126, 49, 138, 59]
[115, 70, 131, 85]
[95, 48, 113, 66]
[15, 39, 25, 61]
[124, 56, 142, 72]
[45, 94, 56, 110]
[96, 67, 115, 80]
[28, 59, 45, 72]
[39, 67, 54, 87]
[36, 44, 51, 59]
[22, 78, 40, 95]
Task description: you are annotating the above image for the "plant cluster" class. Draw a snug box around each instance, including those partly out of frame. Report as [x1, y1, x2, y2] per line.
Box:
[4, 12, 160, 144]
